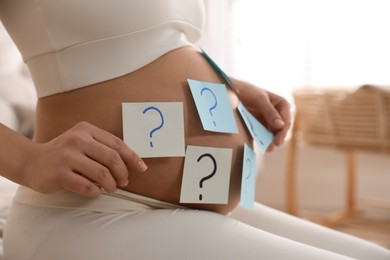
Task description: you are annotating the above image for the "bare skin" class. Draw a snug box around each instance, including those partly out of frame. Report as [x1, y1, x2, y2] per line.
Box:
[0, 46, 290, 215]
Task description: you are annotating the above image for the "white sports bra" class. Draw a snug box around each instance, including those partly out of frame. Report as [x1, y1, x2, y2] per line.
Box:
[0, 0, 205, 98]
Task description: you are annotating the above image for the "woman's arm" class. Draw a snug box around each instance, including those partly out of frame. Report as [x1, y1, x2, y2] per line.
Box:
[0, 121, 147, 197]
[232, 78, 291, 151]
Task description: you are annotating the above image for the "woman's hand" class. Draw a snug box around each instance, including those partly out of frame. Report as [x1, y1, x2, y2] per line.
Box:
[233, 79, 291, 151]
[23, 121, 147, 197]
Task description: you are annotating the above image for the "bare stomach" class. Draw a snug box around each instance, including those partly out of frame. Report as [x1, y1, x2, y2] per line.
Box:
[34, 46, 252, 214]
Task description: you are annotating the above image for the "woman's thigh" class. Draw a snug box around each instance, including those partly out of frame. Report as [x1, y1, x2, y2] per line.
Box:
[4, 202, 354, 260]
[230, 202, 390, 260]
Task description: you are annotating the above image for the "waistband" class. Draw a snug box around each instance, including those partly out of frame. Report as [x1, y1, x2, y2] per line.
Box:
[28, 26, 194, 98]
[13, 186, 185, 213]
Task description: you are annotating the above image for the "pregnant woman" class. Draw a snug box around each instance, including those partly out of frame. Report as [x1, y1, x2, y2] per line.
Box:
[0, 1, 389, 259]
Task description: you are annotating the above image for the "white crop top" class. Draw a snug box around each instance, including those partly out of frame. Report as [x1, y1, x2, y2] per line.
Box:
[0, 0, 205, 98]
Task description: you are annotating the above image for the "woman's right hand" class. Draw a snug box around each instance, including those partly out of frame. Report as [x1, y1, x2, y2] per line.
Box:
[23, 121, 148, 197]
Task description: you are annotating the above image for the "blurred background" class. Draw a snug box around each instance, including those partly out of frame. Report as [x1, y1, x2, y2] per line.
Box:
[200, 0, 390, 248]
[1, 0, 389, 250]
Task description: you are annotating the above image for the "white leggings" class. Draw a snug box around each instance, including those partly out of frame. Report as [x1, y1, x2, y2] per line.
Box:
[4, 201, 390, 260]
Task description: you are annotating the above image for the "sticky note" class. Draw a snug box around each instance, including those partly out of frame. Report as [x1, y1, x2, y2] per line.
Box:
[200, 48, 239, 94]
[188, 79, 238, 133]
[237, 102, 274, 153]
[240, 144, 256, 210]
[180, 145, 233, 204]
[122, 102, 185, 158]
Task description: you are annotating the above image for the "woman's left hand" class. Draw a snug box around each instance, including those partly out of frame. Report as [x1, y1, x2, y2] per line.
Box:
[233, 79, 291, 151]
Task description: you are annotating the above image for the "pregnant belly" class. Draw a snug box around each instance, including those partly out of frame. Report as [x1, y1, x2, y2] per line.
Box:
[34, 46, 253, 214]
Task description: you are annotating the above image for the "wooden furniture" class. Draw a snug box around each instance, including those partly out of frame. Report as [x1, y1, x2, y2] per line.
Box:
[286, 85, 390, 224]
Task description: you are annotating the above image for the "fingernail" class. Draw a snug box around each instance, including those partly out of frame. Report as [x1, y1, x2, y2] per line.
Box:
[138, 160, 148, 172]
[273, 119, 285, 128]
[120, 179, 129, 187]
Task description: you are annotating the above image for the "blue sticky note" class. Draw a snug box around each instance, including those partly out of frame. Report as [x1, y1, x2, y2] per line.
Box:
[237, 102, 274, 153]
[200, 49, 239, 94]
[240, 144, 256, 210]
[188, 79, 238, 133]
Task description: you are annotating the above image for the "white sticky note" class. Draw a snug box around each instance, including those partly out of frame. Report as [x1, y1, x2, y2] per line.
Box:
[122, 102, 185, 158]
[240, 144, 256, 210]
[180, 145, 232, 204]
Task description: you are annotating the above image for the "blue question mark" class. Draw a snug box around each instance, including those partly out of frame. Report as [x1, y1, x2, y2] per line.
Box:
[142, 106, 164, 148]
[197, 153, 217, 201]
[244, 158, 252, 194]
[201, 87, 218, 127]
[240, 107, 264, 146]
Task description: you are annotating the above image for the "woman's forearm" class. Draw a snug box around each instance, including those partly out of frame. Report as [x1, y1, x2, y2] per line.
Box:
[1, 121, 148, 197]
[0, 123, 33, 186]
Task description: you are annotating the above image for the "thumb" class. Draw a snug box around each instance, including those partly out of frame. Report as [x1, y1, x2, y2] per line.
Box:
[257, 98, 285, 130]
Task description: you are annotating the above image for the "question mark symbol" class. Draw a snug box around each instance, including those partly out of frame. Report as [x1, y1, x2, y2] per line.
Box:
[201, 87, 218, 127]
[142, 106, 164, 148]
[244, 158, 252, 194]
[240, 107, 264, 145]
[197, 153, 217, 201]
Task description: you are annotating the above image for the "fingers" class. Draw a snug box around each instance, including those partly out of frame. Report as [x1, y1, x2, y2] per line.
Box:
[258, 92, 287, 129]
[250, 96, 284, 145]
[271, 96, 291, 146]
[238, 82, 292, 148]
[73, 122, 147, 190]
[258, 100, 285, 129]
[88, 124, 148, 173]
[71, 152, 118, 193]
[52, 122, 147, 196]
[266, 143, 275, 152]
[59, 170, 103, 197]
[85, 143, 128, 188]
